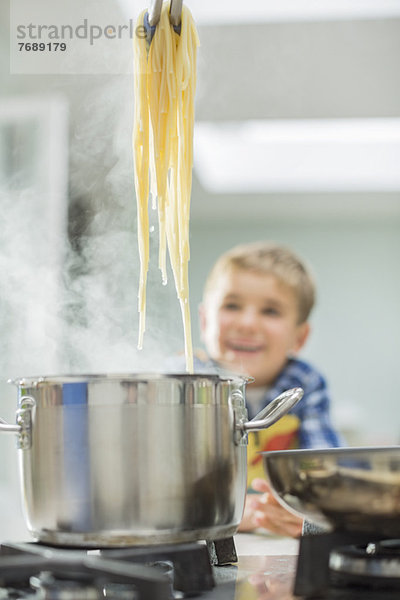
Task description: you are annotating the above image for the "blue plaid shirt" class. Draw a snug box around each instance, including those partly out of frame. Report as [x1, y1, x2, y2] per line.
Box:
[251, 357, 343, 448]
[166, 354, 343, 449]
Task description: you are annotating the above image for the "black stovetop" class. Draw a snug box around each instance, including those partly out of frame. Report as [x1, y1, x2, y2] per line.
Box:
[1, 533, 400, 600]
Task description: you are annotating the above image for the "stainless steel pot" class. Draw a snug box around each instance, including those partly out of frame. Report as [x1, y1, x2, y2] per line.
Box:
[262, 446, 400, 537]
[0, 373, 302, 547]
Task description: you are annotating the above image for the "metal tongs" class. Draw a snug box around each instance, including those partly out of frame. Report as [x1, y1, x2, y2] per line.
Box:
[144, 0, 183, 43]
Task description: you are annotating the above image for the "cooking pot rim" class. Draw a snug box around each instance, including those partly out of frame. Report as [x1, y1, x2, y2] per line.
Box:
[262, 445, 400, 457]
[9, 372, 254, 387]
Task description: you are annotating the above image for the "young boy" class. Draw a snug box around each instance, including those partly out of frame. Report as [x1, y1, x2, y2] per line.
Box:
[195, 241, 343, 536]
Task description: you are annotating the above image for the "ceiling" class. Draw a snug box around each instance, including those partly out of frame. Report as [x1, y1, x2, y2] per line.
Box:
[190, 14, 400, 219]
[119, 0, 400, 24]
[1, 0, 400, 220]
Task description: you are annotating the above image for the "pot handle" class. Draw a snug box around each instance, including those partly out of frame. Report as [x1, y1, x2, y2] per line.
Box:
[0, 417, 21, 434]
[237, 387, 304, 433]
[0, 396, 35, 449]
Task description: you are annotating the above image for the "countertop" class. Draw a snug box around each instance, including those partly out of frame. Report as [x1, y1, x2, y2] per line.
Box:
[200, 533, 300, 599]
[235, 533, 299, 599]
[234, 531, 299, 556]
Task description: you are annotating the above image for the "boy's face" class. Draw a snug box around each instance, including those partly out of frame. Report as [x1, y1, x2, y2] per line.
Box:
[200, 268, 310, 387]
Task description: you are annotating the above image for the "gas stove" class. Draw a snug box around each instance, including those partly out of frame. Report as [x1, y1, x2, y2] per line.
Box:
[2, 533, 400, 599]
[0, 538, 240, 600]
[294, 531, 400, 599]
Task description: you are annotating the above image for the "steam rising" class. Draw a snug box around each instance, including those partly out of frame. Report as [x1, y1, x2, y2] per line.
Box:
[0, 78, 184, 380]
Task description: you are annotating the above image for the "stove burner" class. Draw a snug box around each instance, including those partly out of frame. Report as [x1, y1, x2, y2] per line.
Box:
[294, 530, 387, 598]
[294, 531, 400, 599]
[0, 538, 225, 599]
[30, 572, 101, 600]
[100, 582, 140, 600]
[369, 539, 400, 554]
[330, 539, 400, 590]
[101, 541, 214, 595]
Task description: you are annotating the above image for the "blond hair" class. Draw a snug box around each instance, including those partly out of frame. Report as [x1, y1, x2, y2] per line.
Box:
[203, 242, 316, 324]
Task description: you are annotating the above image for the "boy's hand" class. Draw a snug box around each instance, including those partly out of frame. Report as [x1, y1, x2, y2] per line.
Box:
[238, 478, 303, 538]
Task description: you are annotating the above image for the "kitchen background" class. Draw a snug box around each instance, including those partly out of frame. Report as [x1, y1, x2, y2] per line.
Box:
[1, 0, 400, 539]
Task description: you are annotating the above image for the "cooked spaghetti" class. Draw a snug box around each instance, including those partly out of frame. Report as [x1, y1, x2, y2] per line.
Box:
[133, 2, 199, 373]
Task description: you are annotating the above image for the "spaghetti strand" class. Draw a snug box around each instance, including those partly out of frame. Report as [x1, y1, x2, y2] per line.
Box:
[133, 3, 199, 373]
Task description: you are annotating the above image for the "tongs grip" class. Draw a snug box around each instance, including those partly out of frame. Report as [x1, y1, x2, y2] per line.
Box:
[148, 0, 163, 27]
[146, 0, 182, 43]
[169, 0, 183, 28]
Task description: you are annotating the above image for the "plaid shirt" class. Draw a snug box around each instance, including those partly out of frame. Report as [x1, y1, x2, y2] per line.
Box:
[250, 357, 344, 449]
[169, 354, 343, 449]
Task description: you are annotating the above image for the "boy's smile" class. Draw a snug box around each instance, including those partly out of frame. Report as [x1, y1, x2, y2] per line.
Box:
[200, 268, 310, 387]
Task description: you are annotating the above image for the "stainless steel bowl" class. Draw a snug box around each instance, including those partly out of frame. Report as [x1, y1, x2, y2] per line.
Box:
[262, 446, 400, 536]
